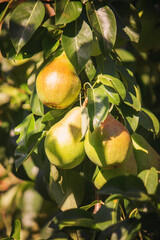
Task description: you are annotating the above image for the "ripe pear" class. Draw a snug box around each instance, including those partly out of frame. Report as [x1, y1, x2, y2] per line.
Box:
[84, 113, 133, 168]
[45, 107, 85, 169]
[94, 151, 138, 190]
[132, 132, 160, 173]
[36, 52, 81, 109]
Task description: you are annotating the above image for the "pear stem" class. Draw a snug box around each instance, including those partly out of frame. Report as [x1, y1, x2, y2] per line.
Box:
[93, 192, 102, 214]
[44, 0, 55, 17]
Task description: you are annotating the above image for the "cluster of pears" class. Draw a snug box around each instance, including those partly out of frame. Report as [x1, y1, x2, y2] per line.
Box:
[36, 51, 160, 188]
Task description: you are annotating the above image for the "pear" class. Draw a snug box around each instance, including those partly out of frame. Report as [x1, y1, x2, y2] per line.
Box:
[36, 52, 81, 109]
[84, 113, 133, 168]
[94, 151, 138, 190]
[132, 132, 160, 173]
[45, 107, 85, 169]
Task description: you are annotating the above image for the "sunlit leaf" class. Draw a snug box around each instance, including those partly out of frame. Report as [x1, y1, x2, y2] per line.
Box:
[55, 0, 82, 24]
[138, 167, 158, 195]
[99, 74, 126, 100]
[62, 18, 93, 74]
[87, 87, 109, 131]
[86, 1, 117, 57]
[11, 219, 21, 240]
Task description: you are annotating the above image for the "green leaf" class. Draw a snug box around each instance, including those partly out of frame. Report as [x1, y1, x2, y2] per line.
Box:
[9, 1, 45, 53]
[96, 54, 116, 76]
[87, 86, 109, 131]
[83, 58, 96, 82]
[30, 85, 44, 116]
[15, 131, 46, 170]
[62, 18, 93, 74]
[113, 2, 141, 44]
[99, 175, 150, 202]
[139, 108, 160, 135]
[55, 0, 82, 25]
[50, 208, 95, 231]
[117, 104, 139, 133]
[86, 2, 117, 57]
[99, 84, 120, 105]
[99, 74, 126, 100]
[42, 34, 59, 59]
[97, 218, 141, 240]
[50, 170, 85, 211]
[138, 167, 158, 195]
[81, 200, 103, 211]
[42, 109, 67, 124]
[14, 114, 35, 151]
[94, 199, 120, 231]
[124, 91, 141, 111]
[0, 1, 12, 24]
[81, 106, 89, 140]
[11, 219, 21, 240]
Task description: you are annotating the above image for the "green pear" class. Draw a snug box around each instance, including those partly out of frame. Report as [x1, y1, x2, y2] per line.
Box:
[36, 52, 81, 109]
[132, 132, 160, 173]
[94, 151, 138, 190]
[84, 113, 133, 168]
[45, 107, 85, 169]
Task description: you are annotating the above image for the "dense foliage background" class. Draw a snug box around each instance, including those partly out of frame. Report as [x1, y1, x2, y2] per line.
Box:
[0, 0, 160, 239]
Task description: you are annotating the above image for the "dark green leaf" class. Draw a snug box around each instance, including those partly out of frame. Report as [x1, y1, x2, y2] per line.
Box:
[30, 85, 44, 116]
[117, 104, 139, 133]
[138, 167, 158, 195]
[139, 108, 160, 135]
[87, 86, 109, 130]
[94, 199, 120, 230]
[9, 1, 45, 52]
[11, 219, 21, 240]
[50, 208, 95, 231]
[96, 54, 116, 76]
[14, 114, 35, 150]
[55, 0, 82, 25]
[83, 58, 96, 82]
[62, 18, 93, 74]
[97, 218, 141, 240]
[113, 2, 141, 44]
[15, 131, 46, 170]
[0, 1, 12, 24]
[99, 175, 150, 202]
[50, 170, 85, 211]
[86, 2, 117, 57]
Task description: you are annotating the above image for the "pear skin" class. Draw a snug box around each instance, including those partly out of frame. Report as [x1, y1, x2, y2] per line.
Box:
[84, 114, 133, 168]
[45, 107, 85, 169]
[36, 52, 81, 109]
[94, 151, 138, 190]
[132, 132, 160, 173]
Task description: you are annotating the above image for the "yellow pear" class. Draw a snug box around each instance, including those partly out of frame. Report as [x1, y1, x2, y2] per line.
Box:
[94, 151, 138, 190]
[132, 132, 160, 173]
[45, 107, 85, 169]
[84, 113, 133, 168]
[36, 52, 81, 109]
